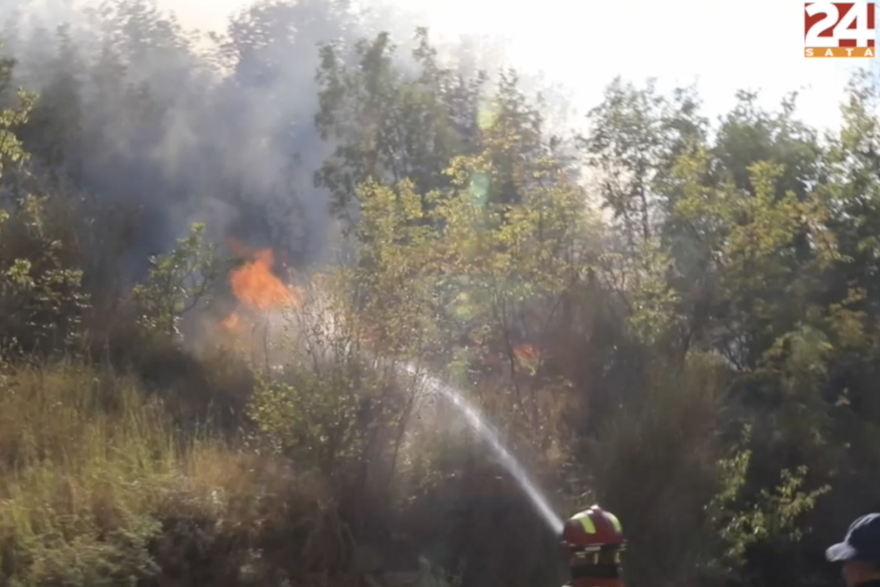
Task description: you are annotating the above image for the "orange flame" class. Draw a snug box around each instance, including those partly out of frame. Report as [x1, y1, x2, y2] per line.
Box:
[221, 311, 241, 331]
[513, 344, 541, 367]
[228, 248, 298, 311]
[220, 241, 300, 335]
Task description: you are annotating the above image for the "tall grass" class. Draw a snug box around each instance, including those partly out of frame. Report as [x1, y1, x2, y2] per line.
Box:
[0, 361, 311, 586]
[0, 364, 168, 583]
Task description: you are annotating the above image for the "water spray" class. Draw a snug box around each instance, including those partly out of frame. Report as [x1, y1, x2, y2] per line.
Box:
[216, 256, 565, 536]
[401, 362, 564, 535]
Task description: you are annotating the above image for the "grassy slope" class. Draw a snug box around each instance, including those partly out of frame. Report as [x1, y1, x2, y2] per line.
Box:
[0, 361, 327, 586]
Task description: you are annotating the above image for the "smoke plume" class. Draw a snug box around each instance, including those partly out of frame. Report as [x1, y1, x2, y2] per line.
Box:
[0, 0, 574, 284]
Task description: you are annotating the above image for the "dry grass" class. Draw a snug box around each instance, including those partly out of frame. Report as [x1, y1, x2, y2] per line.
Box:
[0, 361, 322, 586]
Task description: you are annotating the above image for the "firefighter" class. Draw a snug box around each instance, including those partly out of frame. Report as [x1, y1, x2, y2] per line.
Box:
[561, 505, 625, 587]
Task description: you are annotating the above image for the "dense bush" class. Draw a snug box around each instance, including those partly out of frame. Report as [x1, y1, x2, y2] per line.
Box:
[0, 1, 878, 586]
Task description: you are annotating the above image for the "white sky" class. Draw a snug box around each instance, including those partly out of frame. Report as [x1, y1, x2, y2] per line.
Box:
[159, 0, 868, 133]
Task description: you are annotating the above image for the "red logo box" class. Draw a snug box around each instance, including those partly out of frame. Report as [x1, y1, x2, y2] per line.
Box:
[805, 2, 876, 57]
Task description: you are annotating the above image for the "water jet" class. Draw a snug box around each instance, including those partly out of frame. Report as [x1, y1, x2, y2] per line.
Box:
[402, 362, 564, 535]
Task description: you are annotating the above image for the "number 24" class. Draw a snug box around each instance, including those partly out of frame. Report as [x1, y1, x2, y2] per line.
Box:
[805, 2, 875, 47]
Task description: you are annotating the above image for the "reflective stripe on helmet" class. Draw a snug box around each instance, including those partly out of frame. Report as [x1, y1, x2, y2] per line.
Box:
[603, 511, 622, 533]
[573, 512, 597, 534]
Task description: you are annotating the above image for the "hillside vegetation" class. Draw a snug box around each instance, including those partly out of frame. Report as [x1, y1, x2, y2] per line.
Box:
[0, 1, 876, 586]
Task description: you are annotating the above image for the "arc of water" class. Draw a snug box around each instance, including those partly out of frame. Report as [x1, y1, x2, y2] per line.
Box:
[266, 306, 564, 534]
[402, 362, 564, 534]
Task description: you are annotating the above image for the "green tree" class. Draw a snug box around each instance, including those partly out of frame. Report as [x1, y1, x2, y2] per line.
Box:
[131, 222, 219, 342]
[314, 28, 485, 223]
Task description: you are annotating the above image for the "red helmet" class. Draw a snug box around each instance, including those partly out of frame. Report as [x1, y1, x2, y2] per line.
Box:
[562, 505, 625, 557]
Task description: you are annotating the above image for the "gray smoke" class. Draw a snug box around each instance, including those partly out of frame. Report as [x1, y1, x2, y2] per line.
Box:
[0, 0, 575, 280]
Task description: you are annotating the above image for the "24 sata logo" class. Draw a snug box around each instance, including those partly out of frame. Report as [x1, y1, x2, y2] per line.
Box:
[805, 2, 876, 57]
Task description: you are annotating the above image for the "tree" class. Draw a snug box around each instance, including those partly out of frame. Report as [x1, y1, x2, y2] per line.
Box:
[314, 28, 485, 224]
[131, 222, 219, 342]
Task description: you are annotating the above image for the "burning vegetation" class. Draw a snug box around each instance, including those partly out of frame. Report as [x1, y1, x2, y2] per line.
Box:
[220, 239, 302, 341]
[0, 4, 867, 587]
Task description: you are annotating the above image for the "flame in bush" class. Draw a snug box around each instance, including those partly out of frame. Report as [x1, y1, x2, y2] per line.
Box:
[221, 312, 241, 331]
[220, 241, 300, 333]
[229, 248, 298, 311]
[513, 344, 541, 367]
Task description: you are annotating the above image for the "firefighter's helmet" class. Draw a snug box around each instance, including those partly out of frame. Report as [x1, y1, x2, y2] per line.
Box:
[562, 505, 625, 565]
